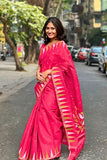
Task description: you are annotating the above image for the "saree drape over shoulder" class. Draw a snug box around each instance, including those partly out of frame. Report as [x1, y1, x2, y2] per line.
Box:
[18, 41, 85, 160]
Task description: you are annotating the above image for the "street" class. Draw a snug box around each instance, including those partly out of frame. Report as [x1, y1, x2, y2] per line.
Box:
[0, 62, 107, 160]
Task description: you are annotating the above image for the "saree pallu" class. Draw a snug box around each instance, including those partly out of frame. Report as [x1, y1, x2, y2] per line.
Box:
[18, 41, 85, 160]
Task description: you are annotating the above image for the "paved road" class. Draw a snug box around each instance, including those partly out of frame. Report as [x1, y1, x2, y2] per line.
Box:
[0, 57, 37, 101]
[0, 62, 107, 160]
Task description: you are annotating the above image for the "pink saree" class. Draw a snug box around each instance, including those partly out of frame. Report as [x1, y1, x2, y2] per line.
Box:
[18, 41, 85, 160]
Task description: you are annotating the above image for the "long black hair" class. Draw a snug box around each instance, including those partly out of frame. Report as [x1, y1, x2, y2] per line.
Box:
[42, 17, 68, 45]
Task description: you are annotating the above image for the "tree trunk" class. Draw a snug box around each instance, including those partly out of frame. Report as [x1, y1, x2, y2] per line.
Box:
[22, 24, 29, 60]
[55, 0, 62, 17]
[26, 0, 36, 5]
[31, 41, 37, 62]
[35, 0, 51, 15]
[35, 0, 44, 7]
[49, 0, 55, 16]
[43, 0, 50, 16]
[25, 33, 36, 64]
[25, 0, 39, 63]
[25, 0, 51, 63]
[0, 16, 24, 71]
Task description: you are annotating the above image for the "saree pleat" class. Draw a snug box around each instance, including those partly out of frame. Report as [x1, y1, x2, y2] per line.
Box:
[19, 80, 62, 160]
[18, 41, 85, 160]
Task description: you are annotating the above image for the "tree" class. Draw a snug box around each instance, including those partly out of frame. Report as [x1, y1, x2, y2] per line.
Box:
[87, 28, 103, 46]
[0, 0, 46, 70]
[24, 0, 50, 64]
[49, 0, 73, 17]
[54, 0, 62, 17]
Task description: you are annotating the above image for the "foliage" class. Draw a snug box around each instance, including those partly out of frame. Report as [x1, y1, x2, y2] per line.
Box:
[61, 0, 73, 11]
[50, 0, 73, 16]
[102, 12, 107, 22]
[0, 0, 47, 45]
[87, 28, 103, 46]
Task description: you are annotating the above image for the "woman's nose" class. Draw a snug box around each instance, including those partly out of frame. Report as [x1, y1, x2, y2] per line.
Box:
[48, 29, 52, 32]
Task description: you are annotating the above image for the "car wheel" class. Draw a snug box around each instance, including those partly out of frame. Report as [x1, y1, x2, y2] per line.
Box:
[98, 66, 101, 71]
[88, 60, 91, 66]
[103, 65, 106, 73]
[85, 61, 88, 65]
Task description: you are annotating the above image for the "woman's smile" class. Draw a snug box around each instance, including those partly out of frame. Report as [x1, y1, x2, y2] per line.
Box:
[46, 22, 57, 41]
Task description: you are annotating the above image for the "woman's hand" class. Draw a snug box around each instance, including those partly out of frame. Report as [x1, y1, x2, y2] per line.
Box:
[36, 70, 45, 83]
[41, 69, 52, 79]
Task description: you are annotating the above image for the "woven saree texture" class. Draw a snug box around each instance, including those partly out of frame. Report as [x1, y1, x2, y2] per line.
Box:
[18, 41, 85, 160]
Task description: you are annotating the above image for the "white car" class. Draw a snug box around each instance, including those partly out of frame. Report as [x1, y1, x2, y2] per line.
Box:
[67, 45, 74, 54]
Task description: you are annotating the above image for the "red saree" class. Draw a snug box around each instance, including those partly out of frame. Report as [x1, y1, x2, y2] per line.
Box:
[18, 41, 85, 160]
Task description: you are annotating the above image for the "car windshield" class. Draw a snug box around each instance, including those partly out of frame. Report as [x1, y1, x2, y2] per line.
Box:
[92, 47, 102, 53]
[81, 48, 89, 52]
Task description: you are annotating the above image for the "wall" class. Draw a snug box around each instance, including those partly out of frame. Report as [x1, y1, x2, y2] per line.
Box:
[101, 0, 107, 11]
[0, 23, 5, 52]
[94, 0, 101, 11]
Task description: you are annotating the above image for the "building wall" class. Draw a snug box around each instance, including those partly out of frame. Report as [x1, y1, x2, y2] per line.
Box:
[101, 0, 107, 11]
[93, 0, 101, 28]
[101, 0, 107, 32]
[93, 17, 101, 28]
[94, 0, 101, 11]
[0, 23, 5, 51]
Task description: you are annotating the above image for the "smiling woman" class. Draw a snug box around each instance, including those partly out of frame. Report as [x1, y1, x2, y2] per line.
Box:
[42, 17, 68, 45]
[18, 17, 85, 160]
[46, 22, 57, 41]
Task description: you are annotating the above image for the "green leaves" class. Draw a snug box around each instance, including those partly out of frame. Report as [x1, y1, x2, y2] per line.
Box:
[0, 0, 46, 44]
[88, 28, 103, 46]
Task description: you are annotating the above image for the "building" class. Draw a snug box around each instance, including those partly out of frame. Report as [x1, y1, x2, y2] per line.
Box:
[75, 0, 102, 46]
[0, 22, 5, 52]
[101, 0, 107, 11]
[71, 1, 84, 47]
[101, 0, 107, 33]
[93, 0, 101, 28]
[72, 0, 107, 46]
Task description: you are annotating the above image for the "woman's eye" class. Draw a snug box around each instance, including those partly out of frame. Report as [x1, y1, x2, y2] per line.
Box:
[51, 27, 55, 30]
[46, 27, 55, 30]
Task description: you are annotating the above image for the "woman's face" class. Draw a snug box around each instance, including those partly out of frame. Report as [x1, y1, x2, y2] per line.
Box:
[46, 22, 57, 41]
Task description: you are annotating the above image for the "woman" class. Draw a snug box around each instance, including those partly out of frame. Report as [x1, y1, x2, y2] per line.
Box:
[18, 17, 85, 160]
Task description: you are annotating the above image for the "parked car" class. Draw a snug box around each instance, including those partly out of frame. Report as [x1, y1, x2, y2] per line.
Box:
[85, 46, 103, 65]
[98, 46, 107, 73]
[74, 52, 79, 61]
[71, 47, 79, 59]
[78, 48, 90, 61]
[67, 45, 74, 54]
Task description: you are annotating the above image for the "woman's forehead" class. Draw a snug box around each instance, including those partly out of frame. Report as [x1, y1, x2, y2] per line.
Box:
[46, 22, 55, 27]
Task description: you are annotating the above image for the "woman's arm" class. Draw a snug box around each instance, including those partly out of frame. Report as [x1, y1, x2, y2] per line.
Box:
[41, 69, 52, 79]
[36, 65, 45, 83]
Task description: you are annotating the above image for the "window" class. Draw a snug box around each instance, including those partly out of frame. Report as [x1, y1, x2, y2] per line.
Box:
[95, 15, 101, 23]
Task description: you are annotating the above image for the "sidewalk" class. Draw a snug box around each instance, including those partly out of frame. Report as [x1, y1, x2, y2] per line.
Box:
[0, 57, 38, 101]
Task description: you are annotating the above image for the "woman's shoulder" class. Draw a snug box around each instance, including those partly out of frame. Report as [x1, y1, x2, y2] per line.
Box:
[58, 40, 68, 50]
[40, 43, 45, 49]
[60, 40, 67, 46]
[40, 43, 46, 52]
[40, 41, 67, 52]
[53, 40, 67, 48]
